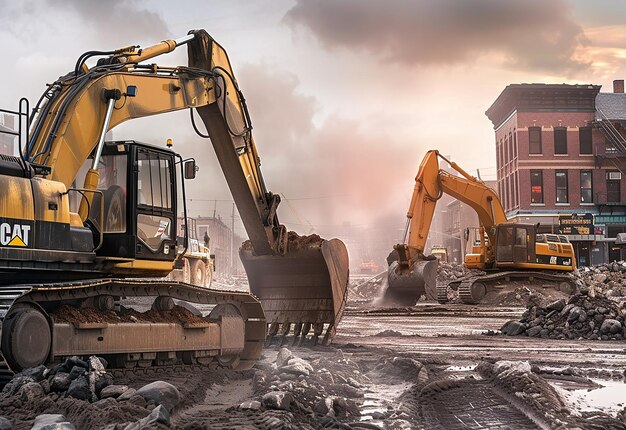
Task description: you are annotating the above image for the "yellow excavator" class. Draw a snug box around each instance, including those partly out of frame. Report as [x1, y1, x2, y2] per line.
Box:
[0, 30, 349, 381]
[384, 150, 576, 305]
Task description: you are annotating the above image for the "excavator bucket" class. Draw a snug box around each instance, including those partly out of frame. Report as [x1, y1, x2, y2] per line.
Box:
[240, 238, 349, 345]
[382, 258, 438, 306]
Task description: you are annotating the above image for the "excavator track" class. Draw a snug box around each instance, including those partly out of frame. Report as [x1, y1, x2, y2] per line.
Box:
[0, 279, 265, 383]
[436, 284, 449, 304]
[453, 271, 576, 305]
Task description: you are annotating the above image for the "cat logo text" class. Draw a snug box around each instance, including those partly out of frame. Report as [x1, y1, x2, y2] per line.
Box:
[0, 223, 31, 247]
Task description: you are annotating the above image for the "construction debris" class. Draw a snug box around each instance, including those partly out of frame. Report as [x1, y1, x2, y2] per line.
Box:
[501, 289, 626, 340]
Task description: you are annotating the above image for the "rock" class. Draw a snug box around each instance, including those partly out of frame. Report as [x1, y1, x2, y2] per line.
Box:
[568, 306, 587, 323]
[500, 320, 526, 336]
[1, 375, 34, 396]
[546, 299, 566, 312]
[67, 376, 91, 401]
[0, 417, 11, 430]
[136, 381, 181, 411]
[17, 365, 46, 382]
[560, 303, 576, 316]
[262, 390, 293, 410]
[100, 384, 129, 399]
[65, 356, 88, 370]
[68, 366, 85, 381]
[116, 387, 137, 401]
[96, 357, 109, 369]
[600, 319, 622, 335]
[239, 400, 261, 410]
[50, 372, 71, 392]
[123, 405, 170, 430]
[95, 373, 113, 396]
[275, 348, 293, 368]
[526, 326, 542, 337]
[592, 273, 608, 283]
[282, 357, 313, 376]
[17, 382, 44, 401]
[31, 414, 75, 430]
[314, 397, 334, 416]
[316, 369, 334, 385]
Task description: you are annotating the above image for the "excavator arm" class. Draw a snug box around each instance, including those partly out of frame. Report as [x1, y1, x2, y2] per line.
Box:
[384, 150, 506, 304]
[25, 30, 349, 344]
[402, 150, 507, 259]
[27, 30, 284, 255]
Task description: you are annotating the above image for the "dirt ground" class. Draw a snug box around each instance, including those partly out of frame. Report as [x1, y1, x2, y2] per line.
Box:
[1, 272, 626, 429]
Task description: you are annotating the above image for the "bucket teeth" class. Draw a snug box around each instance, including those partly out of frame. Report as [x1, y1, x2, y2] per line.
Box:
[264, 321, 337, 348]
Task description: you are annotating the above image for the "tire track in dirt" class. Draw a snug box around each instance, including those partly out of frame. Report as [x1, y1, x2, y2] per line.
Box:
[397, 375, 549, 430]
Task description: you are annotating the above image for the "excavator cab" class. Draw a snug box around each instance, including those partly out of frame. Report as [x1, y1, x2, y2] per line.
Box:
[72, 140, 193, 274]
[495, 223, 536, 265]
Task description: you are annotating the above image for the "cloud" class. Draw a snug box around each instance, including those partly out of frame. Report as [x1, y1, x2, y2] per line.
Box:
[285, 0, 590, 74]
[46, 0, 170, 42]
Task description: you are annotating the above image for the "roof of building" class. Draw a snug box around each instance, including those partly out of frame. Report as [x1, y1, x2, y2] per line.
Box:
[595, 93, 626, 120]
[485, 83, 601, 129]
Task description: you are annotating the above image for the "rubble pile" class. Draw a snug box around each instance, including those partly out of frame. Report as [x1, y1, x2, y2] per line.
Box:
[574, 262, 626, 300]
[251, 347, 361, 427]
[501, 290, 626, 340]
[250, 347, 427, 428]
[0, 356, 178, 430]
[436, 261, 485, 285]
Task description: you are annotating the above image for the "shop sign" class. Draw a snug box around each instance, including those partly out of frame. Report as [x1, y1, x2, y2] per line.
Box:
[559, 213, 594, 235]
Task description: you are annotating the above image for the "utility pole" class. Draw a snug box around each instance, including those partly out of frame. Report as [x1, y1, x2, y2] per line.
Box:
[231, 203, 235, 276]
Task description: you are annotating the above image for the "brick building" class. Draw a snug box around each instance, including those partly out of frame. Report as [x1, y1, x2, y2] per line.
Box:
[485, 80, 626, 266]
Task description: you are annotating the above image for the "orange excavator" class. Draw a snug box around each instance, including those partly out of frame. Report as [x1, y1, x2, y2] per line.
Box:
[384, 150, 576, 305]
[0, 30, 348, 381]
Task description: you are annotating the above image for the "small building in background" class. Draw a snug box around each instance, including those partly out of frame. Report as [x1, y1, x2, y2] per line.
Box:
[485, 80, 626, 266]
[194, 216, 245, 277]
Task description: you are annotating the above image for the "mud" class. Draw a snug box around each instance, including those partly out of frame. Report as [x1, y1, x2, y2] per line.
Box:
[53, 305, 210, 326]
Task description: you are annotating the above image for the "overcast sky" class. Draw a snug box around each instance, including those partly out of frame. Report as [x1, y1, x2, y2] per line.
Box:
[1, 0, 625, 258]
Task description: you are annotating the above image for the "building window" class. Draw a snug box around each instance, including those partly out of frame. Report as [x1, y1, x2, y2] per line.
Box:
[554, 127, 567, 154]
[529, 127, 542, 154]
[556, 170, 568, 203]
[579, 127, 592, 154]
[530, 170, 543, 203]
[607, 171, 621, 203]
[580, 171, 593, 203]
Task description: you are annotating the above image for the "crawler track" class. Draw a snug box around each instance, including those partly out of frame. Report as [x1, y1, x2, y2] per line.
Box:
[448, 270, 576, 304]
[0, 279, 265, 383]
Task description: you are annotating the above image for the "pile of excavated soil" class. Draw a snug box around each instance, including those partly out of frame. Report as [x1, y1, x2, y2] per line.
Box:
[53, 305, 209, 326]
[241, 232, 324, 253]
[501, 290, 626, 340]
